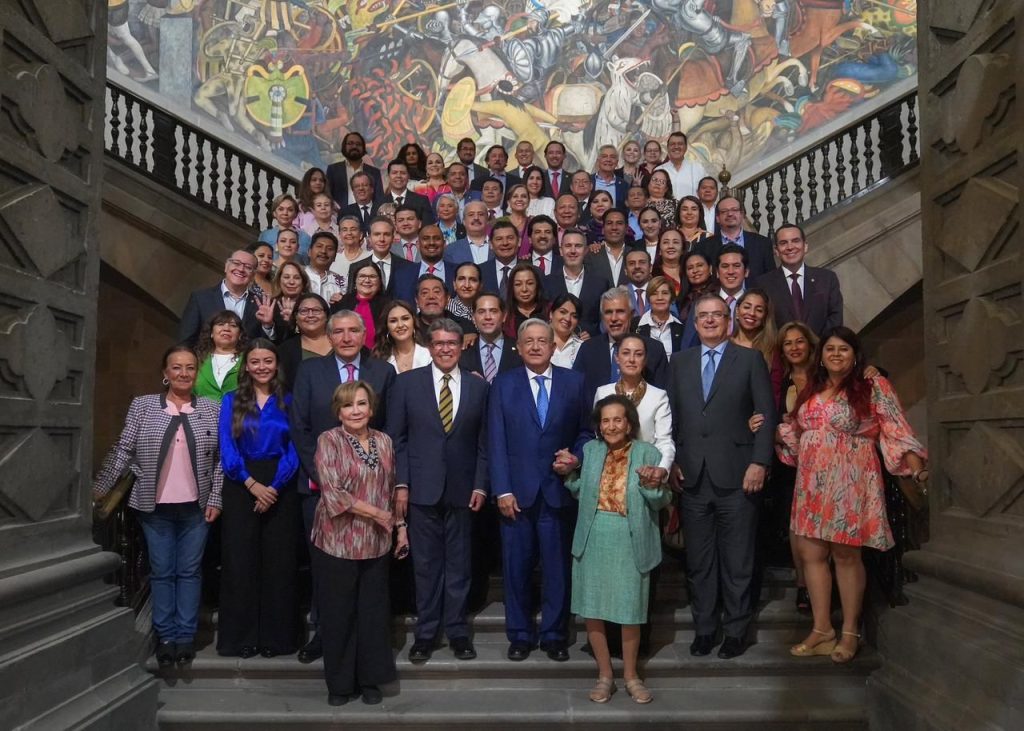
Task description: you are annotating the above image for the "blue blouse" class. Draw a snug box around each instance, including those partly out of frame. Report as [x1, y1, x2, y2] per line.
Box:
[219, 392, 299, 490]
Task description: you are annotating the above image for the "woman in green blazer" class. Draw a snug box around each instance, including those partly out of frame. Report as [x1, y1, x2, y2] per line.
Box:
[555, 394, 671, 705]
[193, 310, 246, 402]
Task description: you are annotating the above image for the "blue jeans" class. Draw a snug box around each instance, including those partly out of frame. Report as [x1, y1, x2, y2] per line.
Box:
[135, 502, 210, 643]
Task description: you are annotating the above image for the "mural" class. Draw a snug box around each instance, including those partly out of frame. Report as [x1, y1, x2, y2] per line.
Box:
[107, 0, 917, 177]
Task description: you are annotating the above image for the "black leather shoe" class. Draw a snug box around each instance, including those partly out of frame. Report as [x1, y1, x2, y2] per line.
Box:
[259, 647, 280, 658]
[451, 637, 477, 660]
[689, 634, 716, 656]
[408, 640, 433, 663]
[175, 641, 195, 665]
[238, 646, 258, 659]
[327, 694, 351, 706]
[155, 641, 176, 668]
[718, 637, 747, 659]
[540, 642, 569, 662]
[507, 642, 532, 661]
[361, 685, 383, 705]
[298, 635, 322, 664]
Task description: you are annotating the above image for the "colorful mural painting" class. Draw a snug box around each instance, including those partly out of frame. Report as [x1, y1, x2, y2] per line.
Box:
[107, 0, 917, 177]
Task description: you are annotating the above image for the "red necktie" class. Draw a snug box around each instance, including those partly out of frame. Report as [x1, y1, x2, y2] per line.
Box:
[427, 264, 436, 275]
[404, 242, 416, 261]
[538, 256, 546, 273]
[636, 288, 645, 314]
[551, 171, 560, 192]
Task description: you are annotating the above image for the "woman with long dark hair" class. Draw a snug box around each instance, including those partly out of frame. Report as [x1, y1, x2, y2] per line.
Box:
[217, 339, 300, 658]
[397, 142, 428, 182]
[296, 167, 333, 232]
[778, 327, 928, 664]
[503, 262, 548, 338]
[371, 300, 431, 373]
[194, 310, 247, 402]
[675, 195, 711, 248]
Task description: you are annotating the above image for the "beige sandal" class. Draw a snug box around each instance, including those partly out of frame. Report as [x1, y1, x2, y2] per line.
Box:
[790, 628, 837, 657]
[625, 678, 653, 704]
[831, 632, 860, 664]
[589, 677, 616, 703]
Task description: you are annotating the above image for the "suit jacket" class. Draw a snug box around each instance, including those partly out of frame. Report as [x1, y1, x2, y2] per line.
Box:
[340, 200, 377, 232]
[178, 283, 266, 346]
[542, 269, 613, 336]
[378, 190, 435, 224]
[667, 342, 777, 490]
[93, 393, 223, 512]
[572, 333, 670, 403]
[351, 255, 418, 304]
[471, 171, 521, 193]
[480, 258, 519, 296]
[460, 336, 522, 375]
[391, 241, 421, 264]
[695, 231, 777, 281]
[415, 259, 458, 291]
[633, 318, 686, 356]
[755, 266, 843, 337]
[591, 174, 629, 209]
[565, 439, 671, 572]
[465, 163, 491, 189]
[386, 366, 489, 506]
[289, 353, 396, 493]
[325, 162, 383, 210]
[487, 366, 592, 508]
[583, 244, 641, 288]
[543, 169, 573, 198]
[446, 238, 490, 267]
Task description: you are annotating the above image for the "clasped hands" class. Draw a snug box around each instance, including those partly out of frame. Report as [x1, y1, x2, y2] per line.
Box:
[248, 480, 278, 513]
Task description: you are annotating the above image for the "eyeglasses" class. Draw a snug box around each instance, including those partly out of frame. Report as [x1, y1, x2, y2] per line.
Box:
[297, 307, 325, 316]
[228, 259, 255, 272]
[696, 312, 728, 321]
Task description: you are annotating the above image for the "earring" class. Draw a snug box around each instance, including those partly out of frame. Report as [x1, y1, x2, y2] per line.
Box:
[162, 377, 170, 386]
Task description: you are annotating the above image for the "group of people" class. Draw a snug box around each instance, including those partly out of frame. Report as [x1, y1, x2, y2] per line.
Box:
[93, 131, 928, 707]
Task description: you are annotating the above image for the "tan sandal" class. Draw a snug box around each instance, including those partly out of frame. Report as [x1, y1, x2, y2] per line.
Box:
[625, 678, 653, 704]
[790, 628, 837, 657]
[831, 632, 860, 664]
[589, 677, 616, 703]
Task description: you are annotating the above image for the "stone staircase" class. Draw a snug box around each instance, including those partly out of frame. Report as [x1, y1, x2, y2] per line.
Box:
[147, 564, 876, 729]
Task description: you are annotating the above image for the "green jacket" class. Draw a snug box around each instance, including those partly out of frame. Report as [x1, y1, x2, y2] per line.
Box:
[193, 355, 240, 403]
[565, 439, 671, 573]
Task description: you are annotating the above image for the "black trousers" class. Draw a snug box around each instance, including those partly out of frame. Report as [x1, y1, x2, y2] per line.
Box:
[217, 461, 301, 655]
[301, 491, 320, 631]
[311, 548, 396, 696]
[681, 468, 760, 639]
[408, 502, 473, 642]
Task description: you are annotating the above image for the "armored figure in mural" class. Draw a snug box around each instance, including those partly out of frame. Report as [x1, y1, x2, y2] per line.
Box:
[650, 0, 753, 95]
[760, 0, 792, 56]
[505, 9, 585, 100]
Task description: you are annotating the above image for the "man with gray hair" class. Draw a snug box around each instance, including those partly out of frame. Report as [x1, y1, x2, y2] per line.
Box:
[386, 318, 490, 664]
[572, 286, 669, 402]
[488, 318, 591, 662]
[289, 309, 396, 664]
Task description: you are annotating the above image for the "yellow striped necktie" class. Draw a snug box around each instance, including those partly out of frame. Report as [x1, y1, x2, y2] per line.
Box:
[439, 374, 453, 433]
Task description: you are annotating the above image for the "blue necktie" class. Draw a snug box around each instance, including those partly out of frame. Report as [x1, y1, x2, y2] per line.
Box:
[702, 350, 717, 402]
[535, 375, 549, 427]
[610, 343, 620, 383]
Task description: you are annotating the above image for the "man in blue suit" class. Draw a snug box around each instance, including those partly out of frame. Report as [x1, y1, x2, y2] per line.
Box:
[387, 319, 489, 663]
[488, 318, 592, 662]
[289, 310, 396, 663]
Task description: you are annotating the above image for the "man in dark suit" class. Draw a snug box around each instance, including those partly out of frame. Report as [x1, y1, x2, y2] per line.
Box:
[325, 132, 383, 209]
[179, 249, 275, 345]
[289, 309, 397, 663]
[478, 178, 507, 219]
[667, 293, 777, 660]
[513, 139, 540, 179]
[573, 286, 669, 402]
[470, 145, 520, 193]
[543, 141, 573, 198]
[416, 225, 457, 290]
[353, 217, 418, 303]
[339, 171, 378, 232]
[457, 137, 490, 189]
[755, 223, 843, 336]
[583, 209, 638, 287]
[694, 196, 776, 281]
[697, 176, 720, 236]
[591, 144, 629, 209]
[480, 220, 521, 295]
[543, 228, 612, 336]
[387, 318, 489, 663]
[378, 160, 434, 224]
[460, 294, 522, 379]
[488, 318, 591, 662]
[526, 215, 562, 274]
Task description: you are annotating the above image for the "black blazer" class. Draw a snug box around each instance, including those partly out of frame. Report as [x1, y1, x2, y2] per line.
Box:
[331, 292, 391, 325]
[572, 333, 670, 403]
[340, 200, 377, 232]
[667, 342, 777, 489]
[470, 172, 521, 193]
[480, 258, 519, 296]
[325, 162, 383, 210]
[178, 283, 265, 346]
[583, 244, 641, 288]
[289, 353, 396, 493]
[543, 168, 573, 198]
[633, 318, 686, 356]
[465, 163, 491, 189]
[460, 337, 522, 376]
[386, 366, 489, 506]
[755, 266, 843, 337]
[542, 269, 613, 336]
[377, 190, 435, 224]
[351, 255, 419, 304]
[694, 232, 776, 281]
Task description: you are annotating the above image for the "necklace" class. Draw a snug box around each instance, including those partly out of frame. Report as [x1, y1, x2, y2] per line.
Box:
[212, 353, 237, 379]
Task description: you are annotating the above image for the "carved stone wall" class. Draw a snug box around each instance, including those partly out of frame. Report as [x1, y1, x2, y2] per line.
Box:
[868, 2, 1024, 729]
[0, 2, 156, 727]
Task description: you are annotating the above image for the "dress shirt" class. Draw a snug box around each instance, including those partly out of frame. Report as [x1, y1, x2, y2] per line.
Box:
[644, 242, 658, 263]
[431, 363, 462, 419]
[335, 353, 362, 382]
[606, 246, 626, 283]
[220, 281, 248, 319]
[479, 335, 505, 365]
[627, 212, 643, 240]
[594, 174, 618, 199]
[655, 159, 707, 200]
[721, 229, 746, 247]
[371, 254, 392, 287]
[468, 238, 490, 264]
[532, 252, 554, 274]
[419, 260, 447, 279]
[552, 336, 584, 369]
[494, 258, 516, 288]
[548, 169, 564, 192]
[527, 366, 555, 406]
[638, 310, 682, 358]
[719, 288, 745, 325]
[562, 268, 584, 297]
[388, 343, 432, 373]
[700, 340, 728, 379]
[218, 392, 299, 489]
[701, 204, 717, 233]
[630, 282, 649, 314]
[783, 263, 806, 298]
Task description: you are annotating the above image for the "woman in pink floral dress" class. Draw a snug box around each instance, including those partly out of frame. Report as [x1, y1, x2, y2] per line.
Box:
[777, 327, 928, 663]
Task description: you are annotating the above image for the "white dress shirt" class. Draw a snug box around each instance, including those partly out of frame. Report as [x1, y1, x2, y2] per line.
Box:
[468, 238, 491, 265]
[783, 263, 806, 299]
[371, 254, 392, 287]
[388, 344, 432, 373]
[656, 159, 708, 200]
[431, 362, 462, 418]
[562, 268, 584, 297]
[527, 197, 555, 218]
[527, 365, 554, 406]
[532, 252, 554, 274]
[606, 246, 626, 283]
[638, 310, 682, 358]
[593, 383, 675, 470]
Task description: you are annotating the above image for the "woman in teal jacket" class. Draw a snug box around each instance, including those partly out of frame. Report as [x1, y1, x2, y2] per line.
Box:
[556, 394, 672, 705]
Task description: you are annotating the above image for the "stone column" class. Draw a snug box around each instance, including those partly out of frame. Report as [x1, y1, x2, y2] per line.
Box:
[0, 2, 157, 727]
[868, 2, 1024, 729]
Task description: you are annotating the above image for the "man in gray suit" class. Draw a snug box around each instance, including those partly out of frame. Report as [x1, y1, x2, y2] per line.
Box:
[668, 294, 777, 659]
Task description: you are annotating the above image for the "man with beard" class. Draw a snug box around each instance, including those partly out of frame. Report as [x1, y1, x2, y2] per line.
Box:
[326, 131, 383, 208]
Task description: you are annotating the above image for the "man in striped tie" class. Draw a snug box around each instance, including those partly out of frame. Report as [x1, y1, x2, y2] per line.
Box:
[386, 319, 491, 664]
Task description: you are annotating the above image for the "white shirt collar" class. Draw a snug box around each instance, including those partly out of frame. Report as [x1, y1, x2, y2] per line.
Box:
[782, 262, 806, 281]
[431, 362, 460, 385]
[527, 364, 554, 380]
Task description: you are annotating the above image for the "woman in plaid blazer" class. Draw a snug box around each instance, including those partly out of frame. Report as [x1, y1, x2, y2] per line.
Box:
[93, 344, 223, 667]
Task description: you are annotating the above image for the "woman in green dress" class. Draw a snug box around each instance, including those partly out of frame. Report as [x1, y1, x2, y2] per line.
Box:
[555, 395, 671, 705]
[193, 310, 246, 402]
